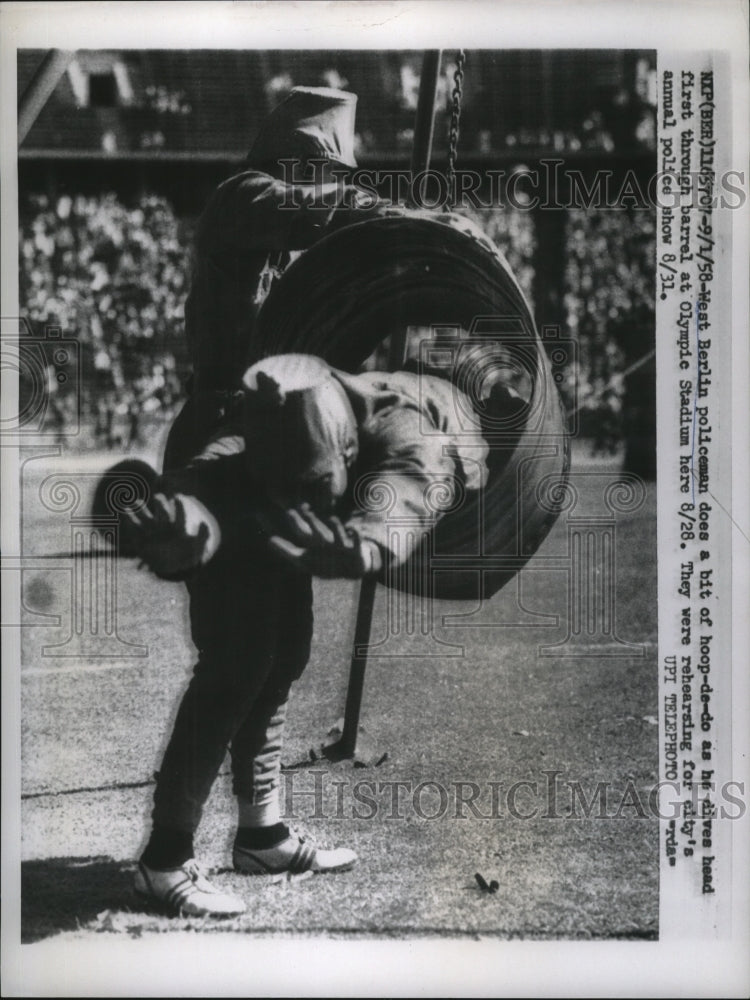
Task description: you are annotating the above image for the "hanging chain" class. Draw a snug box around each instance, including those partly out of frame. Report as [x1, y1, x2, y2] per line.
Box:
[445, 50, 465, 211]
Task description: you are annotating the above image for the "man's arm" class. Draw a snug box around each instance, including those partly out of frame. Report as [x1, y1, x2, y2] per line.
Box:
[265, 507, 383, 580]
[267, 406, 471, 579]
[198, 171, 381, 256]
[126, 431, 259, 580]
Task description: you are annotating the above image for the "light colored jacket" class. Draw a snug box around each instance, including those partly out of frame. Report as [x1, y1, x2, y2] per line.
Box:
[161, 367, 489, 570]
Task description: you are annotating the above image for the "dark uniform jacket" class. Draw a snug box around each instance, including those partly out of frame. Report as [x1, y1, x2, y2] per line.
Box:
[185, 170, 373, 391]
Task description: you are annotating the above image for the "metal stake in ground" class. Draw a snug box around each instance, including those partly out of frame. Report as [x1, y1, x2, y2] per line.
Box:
[321, 50, 445, 766]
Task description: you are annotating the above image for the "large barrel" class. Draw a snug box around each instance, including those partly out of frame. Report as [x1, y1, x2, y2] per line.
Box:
[256, 209, 570, 600]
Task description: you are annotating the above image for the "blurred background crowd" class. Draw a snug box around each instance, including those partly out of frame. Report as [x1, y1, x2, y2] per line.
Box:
[20, 193, 187, 449]
[18, 48, 657, 473]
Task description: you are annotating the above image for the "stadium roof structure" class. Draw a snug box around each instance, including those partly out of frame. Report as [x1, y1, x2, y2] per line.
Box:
[18, 49, 655, 163]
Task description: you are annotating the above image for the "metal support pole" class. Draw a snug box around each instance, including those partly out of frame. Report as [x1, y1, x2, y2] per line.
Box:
[18, 50, 75, 146]
[330, 51, 443, 762]
[409, 50, 443, 188]
[338, 575, 378, 756]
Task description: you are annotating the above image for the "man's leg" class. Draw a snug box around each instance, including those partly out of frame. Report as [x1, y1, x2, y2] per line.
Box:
[231, 680, 293, 831]
[145, 551, 300, 849]
[229, 573, 357, 876]
[137, 554, 302, 915]
[140, 381, 304, 908]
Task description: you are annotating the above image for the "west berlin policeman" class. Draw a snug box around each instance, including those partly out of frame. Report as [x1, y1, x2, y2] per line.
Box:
[132, 87, 389, 918]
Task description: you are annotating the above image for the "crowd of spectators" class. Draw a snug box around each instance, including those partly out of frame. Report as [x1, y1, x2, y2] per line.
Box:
[19, 189, 654, 455]
[20, 192, 189, 448]
[279, 57, 656, 158]
[563, 207, 656, 450]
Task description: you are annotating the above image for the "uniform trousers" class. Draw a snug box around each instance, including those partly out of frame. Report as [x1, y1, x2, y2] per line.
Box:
[151, 396, 313, 834]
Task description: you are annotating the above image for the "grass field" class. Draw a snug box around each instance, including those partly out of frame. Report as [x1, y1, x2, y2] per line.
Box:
[16, 443, 658, 948]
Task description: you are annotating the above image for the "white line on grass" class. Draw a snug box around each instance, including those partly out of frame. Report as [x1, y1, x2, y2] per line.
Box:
[22, 661, 148, 677]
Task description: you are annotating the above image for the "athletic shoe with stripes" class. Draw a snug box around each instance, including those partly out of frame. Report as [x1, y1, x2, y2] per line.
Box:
[134, 858, 246, 917]
[233, 830, 357, 875]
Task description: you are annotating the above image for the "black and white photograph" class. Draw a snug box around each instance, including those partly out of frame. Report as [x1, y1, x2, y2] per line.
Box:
[2, 2, 748, 997]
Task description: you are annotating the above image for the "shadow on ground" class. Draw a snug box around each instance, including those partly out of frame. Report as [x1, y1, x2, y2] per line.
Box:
[22, 856, 135, 943]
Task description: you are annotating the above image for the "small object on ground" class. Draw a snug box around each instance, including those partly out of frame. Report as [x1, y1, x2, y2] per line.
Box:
[475, 872, 499, 894]
[233, 830, 357, 875]
[134, 859, 246, 917]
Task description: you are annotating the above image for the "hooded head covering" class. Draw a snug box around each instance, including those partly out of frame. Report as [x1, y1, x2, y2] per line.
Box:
[247, 86, 358, 178]
[242, 354, 358, 513]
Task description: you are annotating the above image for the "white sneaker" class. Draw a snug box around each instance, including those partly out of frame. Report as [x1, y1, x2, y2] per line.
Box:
[134, 858, 246, 917]
[233, 830, 357, 875]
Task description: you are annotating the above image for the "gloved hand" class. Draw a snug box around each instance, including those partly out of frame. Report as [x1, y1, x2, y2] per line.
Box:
[266, 504, 382, 579]
[123, 492, 221, 581]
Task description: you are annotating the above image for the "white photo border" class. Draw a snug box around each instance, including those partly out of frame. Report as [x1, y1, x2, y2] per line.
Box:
[2, 2, 748, 996]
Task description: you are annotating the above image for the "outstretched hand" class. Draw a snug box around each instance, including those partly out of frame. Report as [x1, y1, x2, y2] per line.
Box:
[123, 492, 220, 581]
[266, 504, 380, 579]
